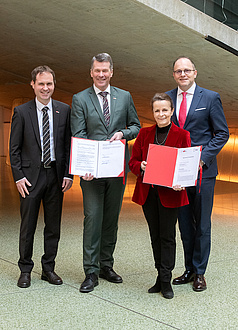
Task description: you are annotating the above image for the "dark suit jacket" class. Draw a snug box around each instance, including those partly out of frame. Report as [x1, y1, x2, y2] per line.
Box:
[129, 122, 191, 208]
[71, 86, 141, 171]
[167, 85, 229, 178]
[10, 99, 72, 190]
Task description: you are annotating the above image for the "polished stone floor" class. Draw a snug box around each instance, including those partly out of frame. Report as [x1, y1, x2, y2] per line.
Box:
[0, 157, 237, 329]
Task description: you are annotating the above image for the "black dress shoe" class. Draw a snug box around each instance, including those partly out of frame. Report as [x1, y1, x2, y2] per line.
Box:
[17, 272, 31, 288]
[99, 266, 123, 283]
[148, 276, 161, 293]
[172, 270, 195, 285]
[41, 271, 63, 285]
[80, 273, 98, 293]
[193, 274, 207, 292]
[161, 282, 174, 299]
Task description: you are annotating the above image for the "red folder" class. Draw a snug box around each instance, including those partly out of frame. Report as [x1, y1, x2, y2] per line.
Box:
[143, 144, 177, 187]
[143, 144, 201, 188]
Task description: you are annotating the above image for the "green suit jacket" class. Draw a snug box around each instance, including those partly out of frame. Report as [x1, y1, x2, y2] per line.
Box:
[71, 86, 141, 171]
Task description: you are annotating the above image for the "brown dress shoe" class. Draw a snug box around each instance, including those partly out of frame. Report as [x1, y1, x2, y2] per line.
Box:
[17, 272, 31, 288]
[172, 270, 195, 285]
[41, 271, 63, 285]
[193, 274, 207, 292]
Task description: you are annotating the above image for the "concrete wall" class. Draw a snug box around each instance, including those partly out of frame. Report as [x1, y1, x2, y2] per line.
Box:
[137, 0, 237, 50]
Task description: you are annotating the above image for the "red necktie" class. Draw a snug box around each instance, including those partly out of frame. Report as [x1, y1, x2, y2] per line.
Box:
[179, 92, 187, 128]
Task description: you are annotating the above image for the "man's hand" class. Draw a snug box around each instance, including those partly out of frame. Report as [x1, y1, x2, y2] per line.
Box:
[80, 173, 94, 181]
[16, 178, 32, 198]
[62, 178, 73, 193]
[200, 160, 205, 167]
[110, 131, 123, 142]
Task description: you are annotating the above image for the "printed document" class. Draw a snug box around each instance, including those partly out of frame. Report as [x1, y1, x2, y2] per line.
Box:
[69, 137, 125, 178]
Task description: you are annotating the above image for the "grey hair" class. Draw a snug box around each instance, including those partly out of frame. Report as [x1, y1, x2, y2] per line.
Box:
[91, 53, 113, 70]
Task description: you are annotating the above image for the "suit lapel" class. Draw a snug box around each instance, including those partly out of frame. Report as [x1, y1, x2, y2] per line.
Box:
[165, 122, 179, 147]
[28, 100, 41, 148]
[109, 86, 117, 127]
[170, 88, 179, 127]
[52, 100, 60, 148]
[146, 124, 157, 145]
[89, 87, 108, 129]
[184, 85, 203, 129]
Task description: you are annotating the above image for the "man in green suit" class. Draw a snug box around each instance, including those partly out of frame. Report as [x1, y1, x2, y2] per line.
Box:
[71, 53, 141, 293]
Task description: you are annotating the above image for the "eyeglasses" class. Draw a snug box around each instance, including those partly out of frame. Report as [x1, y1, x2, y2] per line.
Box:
[173, 69, 195, 75]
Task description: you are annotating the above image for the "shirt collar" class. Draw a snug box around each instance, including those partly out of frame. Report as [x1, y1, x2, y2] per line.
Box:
[93, 84, 111, 96]
[178, 82, 196, 96]
[35, 97, 52, 111]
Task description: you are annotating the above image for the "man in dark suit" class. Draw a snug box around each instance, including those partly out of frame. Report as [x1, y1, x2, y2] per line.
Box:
[10, 65, 73, 288]
[166, 56, 229, 291]
[71, 53, 140, 293]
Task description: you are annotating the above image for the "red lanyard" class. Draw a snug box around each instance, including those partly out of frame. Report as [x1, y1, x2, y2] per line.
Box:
[199, 164, 203, 193]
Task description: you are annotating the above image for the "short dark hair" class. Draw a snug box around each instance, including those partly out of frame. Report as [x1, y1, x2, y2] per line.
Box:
[31, 65, 56, 84]
[91, 53, 113, 70]
[173, 56, 196, 70]
[151, 93, 174, 110]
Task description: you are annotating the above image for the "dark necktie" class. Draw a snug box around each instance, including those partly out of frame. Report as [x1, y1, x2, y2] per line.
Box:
[179, 92, 187, 128]
[99, 91, 110, 126]
[42, 106, 51, 166]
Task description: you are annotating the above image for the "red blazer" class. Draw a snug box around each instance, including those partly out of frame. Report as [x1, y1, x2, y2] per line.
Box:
[128, 122, 191, 208]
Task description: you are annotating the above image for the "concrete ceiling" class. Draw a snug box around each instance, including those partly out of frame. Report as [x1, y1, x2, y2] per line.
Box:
[0, 0, 238, 126]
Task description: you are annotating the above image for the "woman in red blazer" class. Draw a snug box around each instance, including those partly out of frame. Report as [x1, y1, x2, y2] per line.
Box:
[129, 93, 191, 299]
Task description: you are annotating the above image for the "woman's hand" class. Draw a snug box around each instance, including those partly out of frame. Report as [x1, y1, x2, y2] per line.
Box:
[172, 185, 185, 191]
[141, 161, 147, 172]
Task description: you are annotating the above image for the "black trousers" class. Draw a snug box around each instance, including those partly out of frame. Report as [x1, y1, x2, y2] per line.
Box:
[142, 186, 178, 282]
[18, 165, 63, 273]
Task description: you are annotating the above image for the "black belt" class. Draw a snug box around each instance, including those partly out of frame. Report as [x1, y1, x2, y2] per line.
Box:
[41, 161, 56, 169]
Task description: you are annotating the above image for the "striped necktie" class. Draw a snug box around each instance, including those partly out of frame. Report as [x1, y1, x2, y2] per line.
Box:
[99, 91, 110, 126]
[42, 106, 51, 166]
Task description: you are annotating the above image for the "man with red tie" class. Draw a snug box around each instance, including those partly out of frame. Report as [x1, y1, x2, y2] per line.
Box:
[166, 56, 229, 291]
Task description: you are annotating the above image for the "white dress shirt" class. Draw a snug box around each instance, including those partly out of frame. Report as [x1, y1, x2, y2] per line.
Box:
[93, 85, 111, 114]
[176, 83, 196, 119]
[36, 97, 56, 162]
